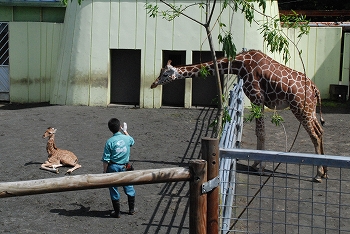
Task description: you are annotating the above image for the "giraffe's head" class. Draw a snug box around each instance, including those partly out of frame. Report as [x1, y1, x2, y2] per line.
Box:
[151, 60, 178, 89]
[42, 127, 57, 139]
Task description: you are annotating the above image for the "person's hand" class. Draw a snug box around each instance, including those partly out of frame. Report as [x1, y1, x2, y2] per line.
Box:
[123, 122, 127, 132]
[121, 122, 127, 132]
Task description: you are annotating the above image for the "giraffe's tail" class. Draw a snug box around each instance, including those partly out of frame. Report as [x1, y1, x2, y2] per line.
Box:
[315, 86, 325, 126]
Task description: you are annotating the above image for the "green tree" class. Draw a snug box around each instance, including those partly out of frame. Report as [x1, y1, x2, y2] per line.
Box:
[146, 0, 309, 137]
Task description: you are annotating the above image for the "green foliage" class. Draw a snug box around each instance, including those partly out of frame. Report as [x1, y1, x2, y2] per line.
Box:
[259, 17, 290, 63]
[145, 4, 182, 21]
[199, 65, 210, 78]
[244, 104, 285, 126]
[244, 103, 264, 123]
[280, 10, 310, 38]
[271, 110, 284, 126]
[233, 0, 267, 24]
[223, 106, 232, 125]
[61, 0, 83, 6]
[210, 95, 232, 133]
[244, 103, 288, 151]
[218, 24, 237, 60]
[210, 106, 232, 129]
[271, 107, 287, 151]
[260, 11, 310, 64]
[146, 3, 186, 21]
[241, 2, 255, 24]
[145, 4, 159, 18]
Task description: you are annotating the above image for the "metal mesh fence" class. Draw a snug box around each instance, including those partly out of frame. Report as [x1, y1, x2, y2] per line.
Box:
[0, 22, 9, 101]
[219, 149, 350, 234]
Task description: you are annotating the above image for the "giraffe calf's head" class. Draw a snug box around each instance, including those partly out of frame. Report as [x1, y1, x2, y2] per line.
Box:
[43, 127, 57, 139]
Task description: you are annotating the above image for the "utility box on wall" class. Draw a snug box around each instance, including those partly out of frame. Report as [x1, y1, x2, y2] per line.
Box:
[329, 84, 348, 102]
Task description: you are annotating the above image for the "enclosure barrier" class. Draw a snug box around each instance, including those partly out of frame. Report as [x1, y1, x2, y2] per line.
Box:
[0, 138, 221, 234]
[220, 148, 350, 233]
[219, 78, 244, 232]
[0, 167, 191, 197]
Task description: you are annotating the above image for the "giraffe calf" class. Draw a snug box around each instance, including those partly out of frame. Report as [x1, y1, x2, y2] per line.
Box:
[41, 127, 81, 174]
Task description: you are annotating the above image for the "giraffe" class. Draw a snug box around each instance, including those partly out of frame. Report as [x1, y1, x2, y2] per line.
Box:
[41, 127, 81, 174]
[151, 49, 327, 182]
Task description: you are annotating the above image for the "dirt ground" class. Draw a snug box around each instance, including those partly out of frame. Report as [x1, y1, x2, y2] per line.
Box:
[0, 102, 349, 234]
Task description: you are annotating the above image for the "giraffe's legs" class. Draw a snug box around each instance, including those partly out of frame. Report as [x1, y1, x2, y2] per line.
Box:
[40, 161, 62, 173]
[251, 161, 266, 173]
[65, 163, 82, 174]
[291, 108, 326, 182]
[316, 165, 328, 180]
[251, 109, 266, 173]
[309, 119, 327, 182]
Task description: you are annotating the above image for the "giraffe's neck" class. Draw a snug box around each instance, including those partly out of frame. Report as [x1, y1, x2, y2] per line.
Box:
[151, 56, 244, 88]
[174, 58, 240, 79]
[46, 136, 58, 156]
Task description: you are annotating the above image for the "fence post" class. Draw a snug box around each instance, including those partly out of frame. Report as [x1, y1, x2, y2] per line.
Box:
[201, 137, 219, 234]
[189, 159, 207, 234]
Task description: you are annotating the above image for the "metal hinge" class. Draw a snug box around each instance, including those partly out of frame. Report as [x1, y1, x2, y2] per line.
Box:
[202, 176, 220, 194]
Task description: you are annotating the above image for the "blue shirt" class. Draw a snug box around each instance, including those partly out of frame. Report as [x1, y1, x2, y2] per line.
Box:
[102, 132, 135, 164]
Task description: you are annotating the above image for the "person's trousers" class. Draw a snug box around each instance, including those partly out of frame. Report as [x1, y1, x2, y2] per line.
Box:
[107, 163, 135, 200]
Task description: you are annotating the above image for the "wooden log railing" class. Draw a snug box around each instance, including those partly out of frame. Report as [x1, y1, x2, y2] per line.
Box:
[0, 167, 190, 198]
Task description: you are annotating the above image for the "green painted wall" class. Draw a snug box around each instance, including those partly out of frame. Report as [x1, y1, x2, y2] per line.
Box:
[0, 6, 65, 22]
[9, 22, 63, 103]
[281, 27, 342, 101]
[0, 6, 13, 21]
[342, 33, 350, 89]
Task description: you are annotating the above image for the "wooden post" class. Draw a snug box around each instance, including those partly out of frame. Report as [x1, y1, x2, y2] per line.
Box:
[201, 137, 219, 234]
[189, 159, 207, 234]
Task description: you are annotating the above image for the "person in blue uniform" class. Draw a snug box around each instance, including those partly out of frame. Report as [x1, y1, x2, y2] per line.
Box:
[102, 118, 135, 218]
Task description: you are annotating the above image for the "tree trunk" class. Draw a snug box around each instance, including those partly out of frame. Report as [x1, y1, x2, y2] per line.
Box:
[207, 27, 224, 138]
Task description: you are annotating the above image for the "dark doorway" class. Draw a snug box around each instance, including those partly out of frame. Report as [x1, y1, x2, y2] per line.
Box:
[192, 51, 224, 107]
[110, 49, 141, 105]
[161, 50, 186, 107]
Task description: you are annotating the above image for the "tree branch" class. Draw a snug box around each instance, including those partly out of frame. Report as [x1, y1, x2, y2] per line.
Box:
[160, 0, 206, 27]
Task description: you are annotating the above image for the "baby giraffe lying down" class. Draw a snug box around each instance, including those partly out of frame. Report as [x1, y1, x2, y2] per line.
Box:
[41, 127, 81, 174]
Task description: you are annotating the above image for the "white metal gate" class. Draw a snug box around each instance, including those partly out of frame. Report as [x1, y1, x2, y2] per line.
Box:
[0, 22, 9, 101]
[220, 149, 350, 233]
[219, 80, 350, 233]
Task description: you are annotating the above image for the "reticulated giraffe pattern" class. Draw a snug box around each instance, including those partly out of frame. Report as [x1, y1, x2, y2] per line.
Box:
[41, 127, 81, 174]
[151, 49, 326, 182]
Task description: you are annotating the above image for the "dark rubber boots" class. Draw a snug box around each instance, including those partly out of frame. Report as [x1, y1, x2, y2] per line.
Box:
[111, 196, 135, 218]
[111, 200, 120, 218]
[128, 195, 135, 215]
